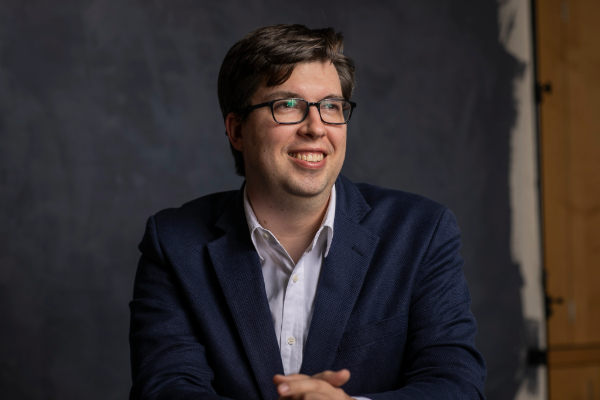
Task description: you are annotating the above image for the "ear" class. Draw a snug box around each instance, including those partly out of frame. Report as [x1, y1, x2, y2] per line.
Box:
[225, 112, 244, 152]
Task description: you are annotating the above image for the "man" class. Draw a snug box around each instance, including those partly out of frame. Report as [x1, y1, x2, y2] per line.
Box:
[129, 24, 486, 400]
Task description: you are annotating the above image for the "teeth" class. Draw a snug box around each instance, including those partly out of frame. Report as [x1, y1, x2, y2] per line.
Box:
[288, 152, 324, 162]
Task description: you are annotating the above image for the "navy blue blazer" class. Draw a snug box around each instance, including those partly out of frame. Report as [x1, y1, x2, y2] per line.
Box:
[129, 175, 486, 400]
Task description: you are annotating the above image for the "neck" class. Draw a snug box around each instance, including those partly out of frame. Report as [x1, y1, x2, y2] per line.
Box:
[246, 182, 332, 264]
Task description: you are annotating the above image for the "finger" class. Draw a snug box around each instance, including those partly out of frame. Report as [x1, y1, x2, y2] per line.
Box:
[311, 369, 351, 387]
[278, 395, 310, 400]
[274, 373, 311, 384]
[277, 377, 335, 397]
[278, 394, 327, 400]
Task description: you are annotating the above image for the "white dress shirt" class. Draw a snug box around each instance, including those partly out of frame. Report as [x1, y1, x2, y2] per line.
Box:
[243, 185, 336, 375]
[243, 185, 371, 400]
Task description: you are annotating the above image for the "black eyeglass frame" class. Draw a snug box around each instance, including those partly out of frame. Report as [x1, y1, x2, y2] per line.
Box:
[245, 98, 357, 125]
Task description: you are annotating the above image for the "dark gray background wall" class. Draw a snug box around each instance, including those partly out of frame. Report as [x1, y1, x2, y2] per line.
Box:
[0, 1, 529, 399]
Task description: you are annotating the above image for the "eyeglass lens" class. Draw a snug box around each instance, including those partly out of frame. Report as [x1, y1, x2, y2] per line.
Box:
[272, 99, 351, 124]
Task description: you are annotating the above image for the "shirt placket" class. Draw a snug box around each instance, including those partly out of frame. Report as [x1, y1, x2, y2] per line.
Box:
[279, 257, 305, 375]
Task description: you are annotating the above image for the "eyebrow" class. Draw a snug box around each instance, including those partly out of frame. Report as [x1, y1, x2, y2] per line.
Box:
[264, 91, 345, 102]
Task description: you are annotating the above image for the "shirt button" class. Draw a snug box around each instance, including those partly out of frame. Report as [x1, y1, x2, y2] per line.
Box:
[292, 274, 299, 283]
[262, 232, 269, 240]
[287, 337, 296, 345]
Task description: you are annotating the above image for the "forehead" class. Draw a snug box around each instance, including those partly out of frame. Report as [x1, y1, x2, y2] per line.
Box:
[254, 61, 343, 102]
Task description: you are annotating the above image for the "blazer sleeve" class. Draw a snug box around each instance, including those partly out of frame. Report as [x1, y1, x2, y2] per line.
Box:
[364, 209, 486, 399]
[129, 216, 233, 400]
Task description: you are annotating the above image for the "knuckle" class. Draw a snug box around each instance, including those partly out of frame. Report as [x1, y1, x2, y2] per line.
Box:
[315, 379, 327, 389]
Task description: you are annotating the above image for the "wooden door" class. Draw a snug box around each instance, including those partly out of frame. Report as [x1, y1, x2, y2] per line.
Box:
[536, 0, 600, 398]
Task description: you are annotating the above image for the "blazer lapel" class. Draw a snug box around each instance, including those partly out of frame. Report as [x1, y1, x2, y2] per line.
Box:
[207, 190, 283, 400]
[301, 176, 380, 376]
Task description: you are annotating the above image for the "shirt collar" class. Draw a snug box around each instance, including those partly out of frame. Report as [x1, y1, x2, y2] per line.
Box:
[243, 184, 336, 261]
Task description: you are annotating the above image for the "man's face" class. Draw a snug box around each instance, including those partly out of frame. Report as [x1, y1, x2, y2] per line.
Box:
[237, 61, 346, 199]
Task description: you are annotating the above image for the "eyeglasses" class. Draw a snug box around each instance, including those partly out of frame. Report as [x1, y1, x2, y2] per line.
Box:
[245, 98, 356, 125]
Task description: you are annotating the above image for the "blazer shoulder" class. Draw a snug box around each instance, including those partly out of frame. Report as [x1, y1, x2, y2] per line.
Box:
[149, 190, 239, 244]
[154, 190, 237, 222]
[354, 181, 447, 219]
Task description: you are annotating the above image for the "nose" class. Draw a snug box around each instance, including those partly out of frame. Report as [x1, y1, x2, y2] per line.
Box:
[298, 104, 327, 139]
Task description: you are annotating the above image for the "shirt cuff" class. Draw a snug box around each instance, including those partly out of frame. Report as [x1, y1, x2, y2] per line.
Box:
[353, 397, 371, 400]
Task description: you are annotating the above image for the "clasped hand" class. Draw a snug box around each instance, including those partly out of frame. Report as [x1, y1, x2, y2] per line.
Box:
[273, 369, 353, 400]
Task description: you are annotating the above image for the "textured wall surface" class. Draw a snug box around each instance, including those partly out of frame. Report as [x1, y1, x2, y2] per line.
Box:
[0, 1, 526, 399]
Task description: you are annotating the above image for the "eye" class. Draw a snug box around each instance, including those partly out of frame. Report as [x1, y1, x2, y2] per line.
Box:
[275, 99, 301, 110]
[320, 100, 342, 111]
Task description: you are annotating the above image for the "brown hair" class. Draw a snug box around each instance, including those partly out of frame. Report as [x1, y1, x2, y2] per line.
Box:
[218, 24, 356, 176]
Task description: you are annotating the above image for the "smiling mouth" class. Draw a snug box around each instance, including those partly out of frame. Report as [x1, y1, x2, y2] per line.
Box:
[288, 152, 325, 162]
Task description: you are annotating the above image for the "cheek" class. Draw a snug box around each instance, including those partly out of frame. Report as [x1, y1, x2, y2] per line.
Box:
[248, 125, 295, 159]
[247, 132, 265, 154]
[250, 133, 280, 165]
[331, 131, 347, 152]
[264, 131, 293, 154]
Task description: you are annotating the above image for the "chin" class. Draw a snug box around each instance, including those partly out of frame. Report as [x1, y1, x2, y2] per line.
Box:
[282, 178, 331, 199]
